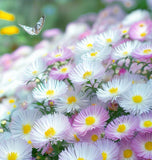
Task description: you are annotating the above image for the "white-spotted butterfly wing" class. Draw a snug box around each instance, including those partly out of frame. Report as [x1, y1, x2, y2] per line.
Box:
[19, 16, 45, 35]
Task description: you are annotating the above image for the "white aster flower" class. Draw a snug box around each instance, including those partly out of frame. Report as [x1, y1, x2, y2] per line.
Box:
[118, 83, 152, 115]
[10, 109, 42, 143]
[59, 142, 100, 160]
[97, 75, 132, 103]
[0, 138, 32, 160]
[30, 113, 71, 148]
[32, 78, 68, 102]
[69, 60, 104, 84]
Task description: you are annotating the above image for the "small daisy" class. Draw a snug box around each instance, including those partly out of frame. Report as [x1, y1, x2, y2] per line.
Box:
[119, 139, 138, 160]
[20, 58, 47, 84]
[0, 138, 32, 160]
[32, 78, 68, 102]
[73, 105, 109, 136]
[10, 109, 42, 143]
[95, 139, 119, 160]
[120, 26, 130, 36]
[55, 86, 89, 113]
[95, 29, 121, 48]
[129, 20, 152, 41]
[30, 113, 71, 148]
[138, 112, 152, 133]
[112, 40, 140, 60]
[59, 142, 100, 160]
[69, 60, 104, 84]
[132, 42, 152, 59]
[118, 83, 152, 115]
[49, 63, 72, 80]
[131, 133, 152, 159]
[96, 75, 132, 103]
[105, 115, 138, 141]
[47, 48, 72, 65]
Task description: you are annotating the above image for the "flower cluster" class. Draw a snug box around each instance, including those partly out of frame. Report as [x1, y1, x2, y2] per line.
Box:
[0, 4, 152, 160]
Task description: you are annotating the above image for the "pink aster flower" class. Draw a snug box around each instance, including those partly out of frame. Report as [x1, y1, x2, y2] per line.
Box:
[105, 115, 138, 141]
[72, 105, 109, 136]
[132, 42, 152, 59]
[47, 48, 72, 65]
[42, 28, 61, 38]
[95, 139, 119, 160]
[131, 133, 152, 159]
[138, 112, 152, 134]
[129, 20, 152, 41]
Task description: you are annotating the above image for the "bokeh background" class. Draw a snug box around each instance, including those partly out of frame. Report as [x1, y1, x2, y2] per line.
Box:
[0, 0, 149, 55]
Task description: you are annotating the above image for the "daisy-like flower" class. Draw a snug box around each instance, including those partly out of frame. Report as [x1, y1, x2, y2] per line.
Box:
[73, 105, 109, 136]
[10, 109, 42, 143]
[32, 78, 68, 102]
[30, 113, 71, 148]
[120, 26, 130, 36]
[129, 20, 152, 41]
[80, 128, 102, 143]
[47, 48, 72, 65]
[49, 63, 72, 80]
[119, 139, 138, 160]
[59, 142, 100, 160]
[112, 40, 140, 60]
[69, 60, 104, 84]
[96, 75, 132, 103]
[138, 112, 152, 133]
[105, 115, 138, 141]
[131, 133, 152, 159]
[75, 35, 97, 54]
[95, 139, 119, 160]
[95, 29, 121, 48]
[132, 42, 152, 59]
[21, 58, 47, 84]
[55, 86, 89, 113]
[0, 138, 32, 160]
[118, 83, 152, 115]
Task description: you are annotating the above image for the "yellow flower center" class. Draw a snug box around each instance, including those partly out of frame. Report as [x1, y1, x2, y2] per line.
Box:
[0, 90, 4, 94]
[27, 140, 32, 144]
[85, 116, 95, 125]
[9, 99, 15, 103]
[83, 71, 92, 79]
[109, 87, 118, 94]
[145, 141, 152, 151]
[90, 52, 98, 57]
[139, 23, 145, 27]
[123, 51, 128, 55]
[0, 26, 19, 35]
[74, 134, 80, 142]
[45, 127, 56, 138]
[143, 120, 152, 128]
[0, 10, 15, 21]
[13, 105, 17, 108]
[7, 152, 18, 160]
[32, 70, 38, 75]
[143, 49, 152, 54]
[123, 149, 133, 158]
[122, 30, 127, 34]
[55, 53, 62, 58]
[132, 95, 143, 103]
[117, 124, 126, 133]
[60, 67, 68, 73]
[102, 152, 107, 160]
[140, 32, 147, 37]
[77, 158, 85, 160]
[91, 134, 98, 142]
[106, 38, 112, 43]
[67, 96, 77, 104]
[22, 124, 31, 134]
[87, 43, 93, 48]
[46, 90, 54, 96]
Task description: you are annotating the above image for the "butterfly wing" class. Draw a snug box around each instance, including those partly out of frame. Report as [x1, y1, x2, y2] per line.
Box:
[19, 16, 45, 35]
[19, 24, 36, 35]
[34, 16, 45, 34]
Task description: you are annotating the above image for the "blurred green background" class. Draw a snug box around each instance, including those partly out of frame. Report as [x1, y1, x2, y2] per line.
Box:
[0, 0, 149, 55]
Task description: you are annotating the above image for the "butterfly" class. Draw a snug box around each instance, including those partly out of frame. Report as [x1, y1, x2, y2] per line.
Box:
[19, 16, 45, 35]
